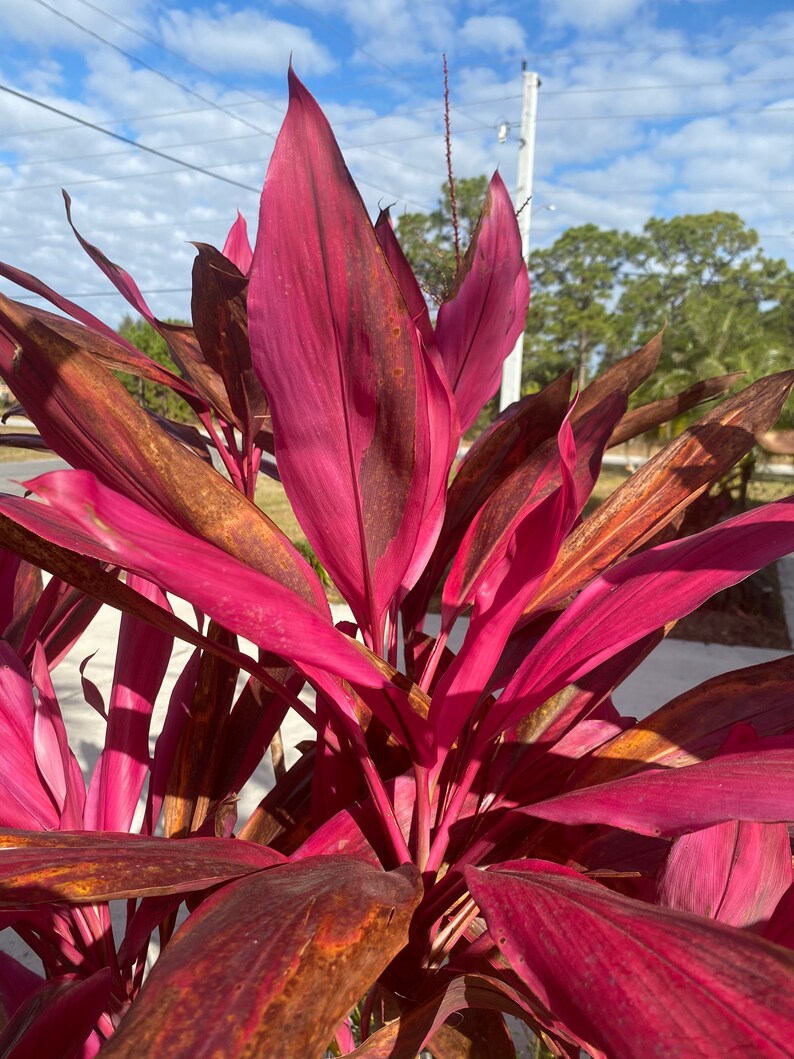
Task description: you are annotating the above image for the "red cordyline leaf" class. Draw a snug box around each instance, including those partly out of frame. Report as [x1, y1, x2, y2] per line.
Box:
[434, 172, 530, 433]
[0, 829, 285, 903]
[83, 574, 173, 833]
[465, 860, 794, 1058]
[0, 952, 44, 1021]
[348, 973, 541, 1058]
[221, 210, 253, 274]
[0, 642, 60, 831]
[99, 858, 421, 1058]
[658, 820, 793, 930]
[403, 371, 572, 631]
[0, 298, 323, 608]
[21, 469, 386, 689]
[581, 653, 794, 785]
[0, 969, 112, 1059]
[30, 644, 85, 829]
[483, 494, 794, 742]
[430, 413, 579, 756]
[19, 575, 102, 671]
[374, 209, 436, 354]
[248, 69, 437, 645]
[520, 741, 794, 836]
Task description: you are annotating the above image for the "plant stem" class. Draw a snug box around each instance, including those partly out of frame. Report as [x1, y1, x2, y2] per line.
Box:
[442, 53, 460, 272]
[199, 411, 245, 492]
[425, 754, 480, 874]
[352, 731, 412, 865]
[418, 627, 448, 694]
[414, 763, 431, 871]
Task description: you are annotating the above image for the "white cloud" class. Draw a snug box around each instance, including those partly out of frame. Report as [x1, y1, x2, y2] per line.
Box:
[158, 9, 335, 76]
[542, 0, 649, 31]
[459, 16, 527, 57]
[0, 0, 155, 52]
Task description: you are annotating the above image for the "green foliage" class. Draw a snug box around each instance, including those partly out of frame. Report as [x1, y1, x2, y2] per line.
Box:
[523, 224, 641, 390]
[618, 213, 792, 420]
[396, 188, 793, 427]
[395, 176, 488, 302]
[116, 315, 195, 423]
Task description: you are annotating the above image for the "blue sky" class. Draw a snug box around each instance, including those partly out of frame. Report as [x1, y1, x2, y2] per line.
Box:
[1, 0, 794, 324]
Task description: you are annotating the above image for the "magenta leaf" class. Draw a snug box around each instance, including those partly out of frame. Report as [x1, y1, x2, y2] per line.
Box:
[0, 830, 285, 903]
[0, 953, 44, 1027]
[658, 820, 793, 930]
[0, 304, 323, 608]
[348, 973, 541, 1057]
[63, 191, 159, 326]
[582, 654, 794, 785]
[21, 470, 388, 688]
[486, 494, 794, 741]
[0, 969, 112, 1059]
[374, 208, 437, 355]
[430, 414, 579, 754]
[466, 860, 794, 1058]
[221, 210, 253, 274]
[0, 642, 60, 831]
[99, 858, 421, 1058]
[520, 744, 794, 837]
[30, 643, 85, 829]
[248, 69, 434, 644]
[434, 172, 530, 432]
[83, 574, 173, 833]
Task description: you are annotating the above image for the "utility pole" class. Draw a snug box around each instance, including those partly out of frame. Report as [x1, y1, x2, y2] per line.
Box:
[499, 64, 540, 412]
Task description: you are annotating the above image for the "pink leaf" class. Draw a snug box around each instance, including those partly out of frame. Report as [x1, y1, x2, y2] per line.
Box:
[374, 208, 436, 356]
[84, 574, 173, 833]
[248, 69, 433, 643]
[520, 743, 794, 837]
[0, 829, 286, 903]
[21, 470, 387, 688]
[221, 210, 253, 274]
[435, 172, 529, 432]
[30, 643, 85, 829]
[0, 969, 112, 1059]
[430, 414, 579, 755]
[0, 642, 60, 830]
[486, 494, 794, 742]
[466, 860, 794, 1058]
[658, 820, 793, 929]
[63, 192, 157, 325]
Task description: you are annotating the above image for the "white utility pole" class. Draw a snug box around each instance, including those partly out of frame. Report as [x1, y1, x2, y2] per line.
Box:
[499, 64, 540, 411]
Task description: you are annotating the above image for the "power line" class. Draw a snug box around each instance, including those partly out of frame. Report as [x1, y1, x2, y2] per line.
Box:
[31, 0, 441, 188]
[30, 0, 279, 140]
[0, 83, 260, 193]
[69, 0, 284, 118]
[6, 286, 192, 301]
[540, 75, 794, 96]
[0, 131, 264, 173]
[0, 216, 234, 240]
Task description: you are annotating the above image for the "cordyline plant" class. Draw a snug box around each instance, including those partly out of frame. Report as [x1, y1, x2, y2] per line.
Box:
[0, 70, 792, 1058]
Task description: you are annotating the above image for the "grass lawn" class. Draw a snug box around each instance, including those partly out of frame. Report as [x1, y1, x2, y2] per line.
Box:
[255, 459, 792, 593]
[254, 475, 310, 548]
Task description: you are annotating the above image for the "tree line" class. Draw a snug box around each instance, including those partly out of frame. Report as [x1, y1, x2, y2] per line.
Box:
[396, 177, 793, 421]
[117, 178, 793, 429]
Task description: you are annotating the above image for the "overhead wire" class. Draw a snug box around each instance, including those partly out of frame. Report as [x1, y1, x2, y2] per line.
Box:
[0, 83, 260, 193]
[29, 0, 280, 139]
[26, 0, 440, 196]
